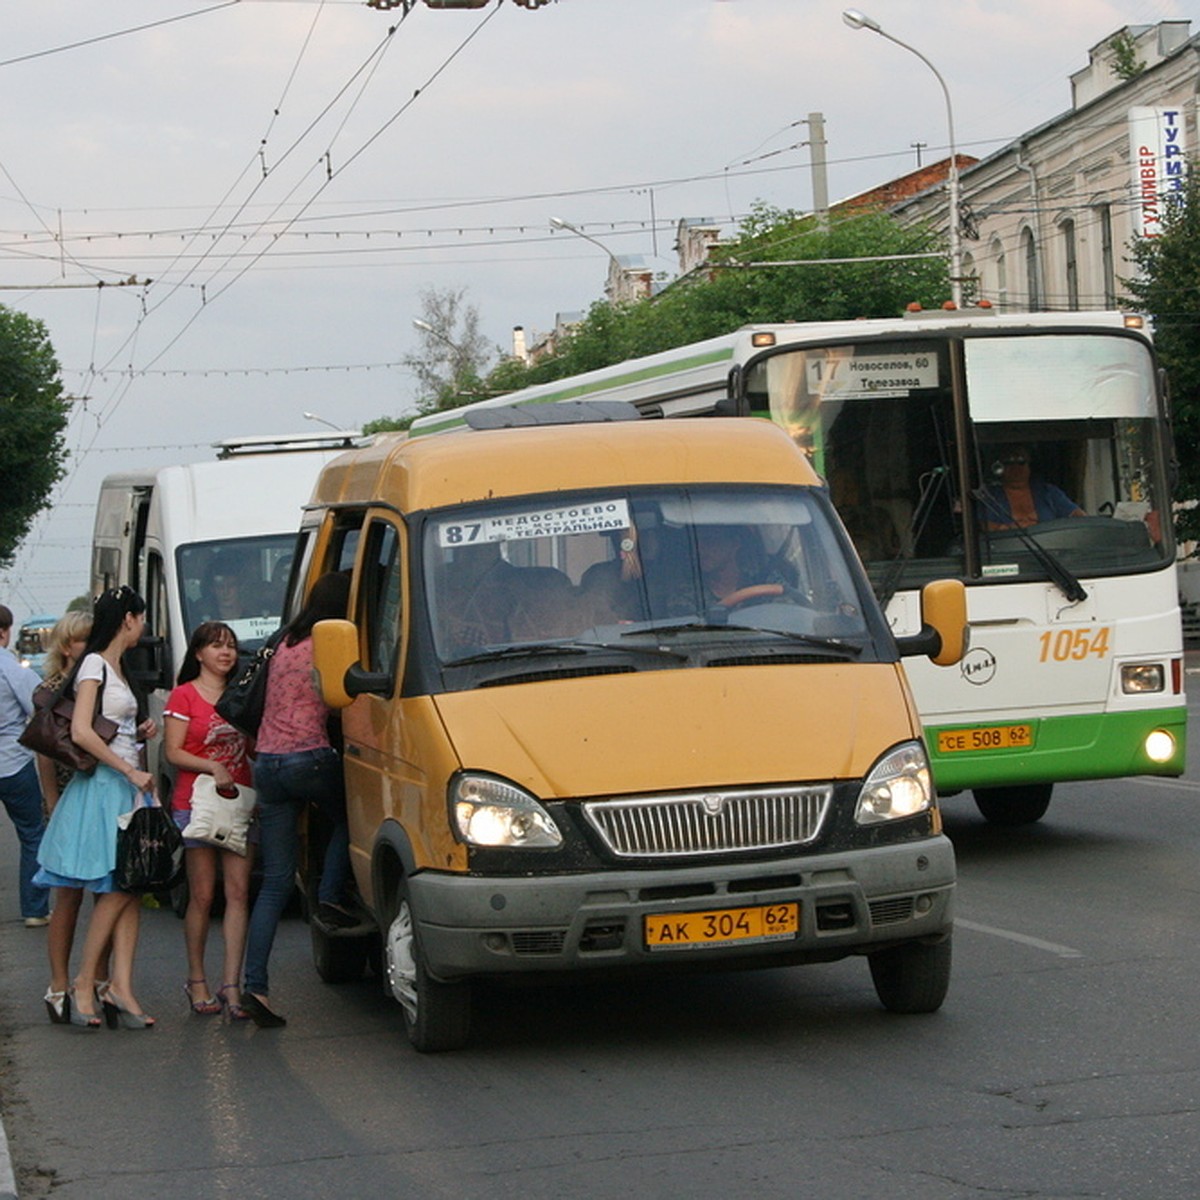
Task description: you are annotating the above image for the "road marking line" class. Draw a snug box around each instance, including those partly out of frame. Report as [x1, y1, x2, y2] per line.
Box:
[1130, 775, 1200, 794]
[955, 918, 1083, 958]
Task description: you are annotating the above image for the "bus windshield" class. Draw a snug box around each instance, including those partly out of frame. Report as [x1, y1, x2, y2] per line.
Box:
[423, 485, 873, 677]
[176, 535, 295, 650]
[755, 331, 1170, 592]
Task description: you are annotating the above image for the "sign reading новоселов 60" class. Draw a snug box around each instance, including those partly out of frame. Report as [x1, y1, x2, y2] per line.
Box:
[1129, 106, 1186, 239]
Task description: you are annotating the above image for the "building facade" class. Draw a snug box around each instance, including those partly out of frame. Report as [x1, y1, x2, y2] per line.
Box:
[894, 21, 1198, 312]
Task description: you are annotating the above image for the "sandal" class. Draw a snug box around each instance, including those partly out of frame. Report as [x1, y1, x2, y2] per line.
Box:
[185, 979, 223, 1015]
[218, 983, 251, 1022]
[44, 987, 70, 1025]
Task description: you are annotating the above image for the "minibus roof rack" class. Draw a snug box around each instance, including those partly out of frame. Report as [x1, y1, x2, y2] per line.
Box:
[213, 431, 363, 458]
[463, 400, 641, 430]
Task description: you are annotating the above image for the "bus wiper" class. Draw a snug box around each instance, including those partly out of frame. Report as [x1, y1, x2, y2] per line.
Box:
[876, 465, 950, 611]
[444, 639, 685, 668]
[973, 487, 1088, 604]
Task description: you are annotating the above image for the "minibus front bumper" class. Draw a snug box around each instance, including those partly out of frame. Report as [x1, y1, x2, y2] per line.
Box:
[407, 836, 955, 979]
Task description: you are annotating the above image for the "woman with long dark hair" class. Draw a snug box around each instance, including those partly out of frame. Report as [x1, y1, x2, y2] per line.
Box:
[34, 586, 158, 1030]
[240, 572, 353, 1027]
[164, 621, 254, 1020]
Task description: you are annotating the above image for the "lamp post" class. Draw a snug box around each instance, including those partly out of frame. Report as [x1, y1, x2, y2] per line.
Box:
[549, 216, 622, 300]
[842, 8, 963, 307]
[412, 317, 465, 355]
[302, 411, 341, 431]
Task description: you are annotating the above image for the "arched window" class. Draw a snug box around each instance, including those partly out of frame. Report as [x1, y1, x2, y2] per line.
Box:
[1021, 227, 1040, 311]
[1061, 218, 1079, 309]
[991, 238, 1007, 310]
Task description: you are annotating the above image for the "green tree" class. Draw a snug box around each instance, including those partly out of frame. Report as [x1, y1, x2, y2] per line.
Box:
[406, 286, 496, 415]
[484, 204, 949, 393]
[0, 305, 69, 568]
[1124, 171, 1200, 547]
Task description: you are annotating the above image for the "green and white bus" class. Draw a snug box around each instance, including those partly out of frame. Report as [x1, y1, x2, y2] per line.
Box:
[412, 308, 1186, 825]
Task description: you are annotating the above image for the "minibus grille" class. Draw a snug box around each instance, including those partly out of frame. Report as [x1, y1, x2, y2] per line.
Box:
[583, 786, 832, 858]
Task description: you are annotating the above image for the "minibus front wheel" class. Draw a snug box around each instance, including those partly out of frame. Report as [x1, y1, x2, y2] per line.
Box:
[384, 880, 471, 1053]
[868, 935, 952, 1014]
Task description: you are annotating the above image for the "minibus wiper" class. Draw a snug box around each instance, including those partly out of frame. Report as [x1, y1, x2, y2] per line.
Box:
[443, 640, 685, 668]
[621, 622, 862, 656]
[747, 630, 865, 657]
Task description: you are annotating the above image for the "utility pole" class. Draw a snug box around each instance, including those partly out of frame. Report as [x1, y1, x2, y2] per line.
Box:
[807, 113, 829, 226]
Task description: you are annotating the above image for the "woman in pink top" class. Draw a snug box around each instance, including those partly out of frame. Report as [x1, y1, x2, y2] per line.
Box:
[240, 572, 352, 1027]
[164, 621, 253, 1020]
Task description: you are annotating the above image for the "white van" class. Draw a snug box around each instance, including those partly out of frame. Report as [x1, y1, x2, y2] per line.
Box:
[91, 431, 360, 788]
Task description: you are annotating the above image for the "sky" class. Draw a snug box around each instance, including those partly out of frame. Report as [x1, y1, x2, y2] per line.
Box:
[1, 0, 1196, 622]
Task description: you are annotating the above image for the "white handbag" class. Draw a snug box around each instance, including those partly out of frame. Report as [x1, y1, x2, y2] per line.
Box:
[181, 776, 257, 857]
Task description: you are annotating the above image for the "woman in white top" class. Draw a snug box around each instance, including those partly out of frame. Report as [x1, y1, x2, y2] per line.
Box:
[35, 587, 158, 1030]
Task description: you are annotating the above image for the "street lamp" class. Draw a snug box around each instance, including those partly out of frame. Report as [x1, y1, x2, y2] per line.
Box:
[842, 8, 963, 307]
[303, 410, 341, 431]
[412, 317, 465, 354]
[549, 216, 622, 298]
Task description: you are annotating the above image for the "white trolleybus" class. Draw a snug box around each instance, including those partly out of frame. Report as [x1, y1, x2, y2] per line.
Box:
[412, 309, 1186, 825]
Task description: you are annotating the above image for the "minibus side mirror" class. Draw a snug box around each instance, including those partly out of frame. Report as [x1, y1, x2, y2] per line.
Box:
[895, 579, 968, 666]
[312, 618, 390, 707]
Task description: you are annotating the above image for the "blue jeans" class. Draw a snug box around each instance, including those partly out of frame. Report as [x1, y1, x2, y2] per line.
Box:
[243, 747, 349, 996]
[0, 761, 50, 919]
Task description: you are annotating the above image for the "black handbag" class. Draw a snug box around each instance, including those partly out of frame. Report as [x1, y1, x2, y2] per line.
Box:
[215, 629, 284, 738]
[18, 670, 119, 775]
[115, 797, 184, 892]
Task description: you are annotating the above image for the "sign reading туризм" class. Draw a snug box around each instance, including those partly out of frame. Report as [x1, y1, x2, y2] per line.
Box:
[1129, 106, 1185, 239]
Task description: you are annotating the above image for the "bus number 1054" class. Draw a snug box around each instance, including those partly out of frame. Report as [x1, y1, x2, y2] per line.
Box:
[1038, 626, 1112, 663]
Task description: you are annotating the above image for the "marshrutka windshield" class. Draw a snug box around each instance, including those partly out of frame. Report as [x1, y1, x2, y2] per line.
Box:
[753, 331, 1170, 591]
[423, 485, 870, 665]
[177, 534, 295, 650]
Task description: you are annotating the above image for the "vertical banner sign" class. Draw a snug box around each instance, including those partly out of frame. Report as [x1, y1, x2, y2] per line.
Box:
[1129, 107, 1185, 239]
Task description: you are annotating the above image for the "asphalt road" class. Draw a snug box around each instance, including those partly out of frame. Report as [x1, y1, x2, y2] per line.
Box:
[2, 690, 1199, 1200]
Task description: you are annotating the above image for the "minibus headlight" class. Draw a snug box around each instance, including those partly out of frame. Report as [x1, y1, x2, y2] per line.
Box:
[855, 741, 933, 824]
[450, 774, 563, 849]
[1121, 663, 1165, 694]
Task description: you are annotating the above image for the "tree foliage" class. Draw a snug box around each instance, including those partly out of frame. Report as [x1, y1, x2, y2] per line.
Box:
[1124, 171, 1200, 546]
[405, 286, 497, 416]
[0, 305, 69, 569]
[481, 204, 949, 392]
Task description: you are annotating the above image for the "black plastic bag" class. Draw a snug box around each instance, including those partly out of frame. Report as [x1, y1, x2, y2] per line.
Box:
[115, 799, 184, 893]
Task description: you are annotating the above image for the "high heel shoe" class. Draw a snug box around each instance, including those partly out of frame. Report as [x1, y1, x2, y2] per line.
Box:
[184, 979, 222, 1015]
[66, 989, 101, 1030]
[217, 983, 251, 1022]
[102, 989, 156, 1030]
[44, 988, 70, 1025]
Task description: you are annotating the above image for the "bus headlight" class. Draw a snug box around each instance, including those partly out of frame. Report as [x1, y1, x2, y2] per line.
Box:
[450, 774, 563, 849]
[1121, 663, 1165, 694]
[1144, 730, 1176, 763]
[855, 741, 933, 824]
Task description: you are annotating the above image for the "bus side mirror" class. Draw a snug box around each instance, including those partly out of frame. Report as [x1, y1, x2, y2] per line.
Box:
[128, 635, 171, 693]
[312, 619, 391, 707]
[896, 579, 968, 666]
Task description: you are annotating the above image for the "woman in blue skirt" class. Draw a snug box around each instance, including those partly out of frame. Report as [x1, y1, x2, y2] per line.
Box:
[35, 587, 158, 1030]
